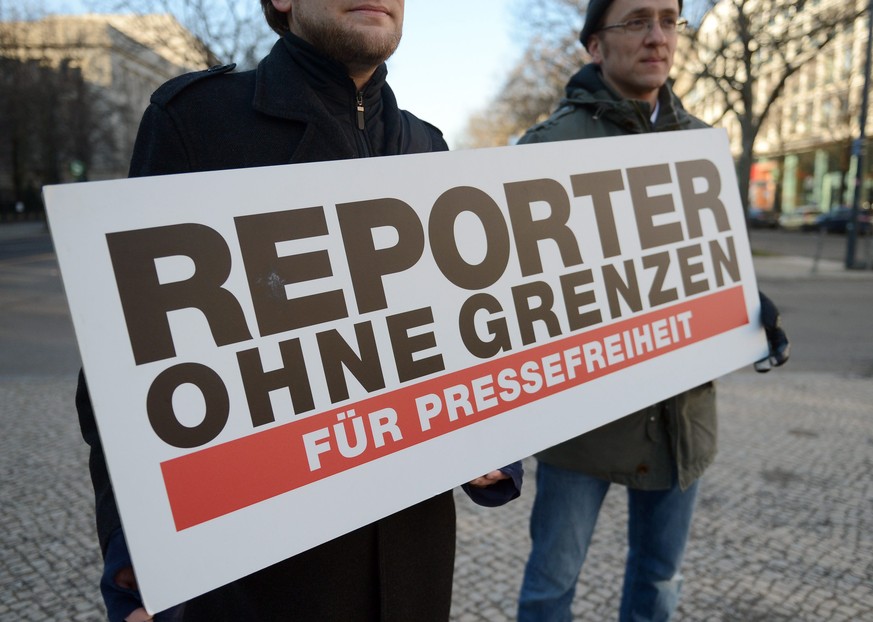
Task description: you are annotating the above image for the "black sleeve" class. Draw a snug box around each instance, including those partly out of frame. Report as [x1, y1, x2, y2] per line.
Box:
[757, 291, 790, 369]
[460, 460, 524, 507]
[128, 103, 192, 178]
[76, 369, 121, 556]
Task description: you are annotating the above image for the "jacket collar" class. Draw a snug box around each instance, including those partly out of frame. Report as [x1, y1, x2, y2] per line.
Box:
[251, 33, 403, 163]
[562, 64, 687, 133]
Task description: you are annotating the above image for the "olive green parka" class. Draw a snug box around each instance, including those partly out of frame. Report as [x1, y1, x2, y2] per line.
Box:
[519, 64, 715, 491]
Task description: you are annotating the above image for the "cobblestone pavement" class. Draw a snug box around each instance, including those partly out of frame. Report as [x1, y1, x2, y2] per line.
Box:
[3, 371, 871, 621]
[0, 378, 103, 622]
[1, 222, 872, 621]
[452, 371, 873, 621]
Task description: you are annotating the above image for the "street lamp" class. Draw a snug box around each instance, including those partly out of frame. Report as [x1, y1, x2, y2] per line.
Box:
[846, 0, 873, 269]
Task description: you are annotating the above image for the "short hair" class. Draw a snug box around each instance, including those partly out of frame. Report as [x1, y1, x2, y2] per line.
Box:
[261, 0, 289, 35]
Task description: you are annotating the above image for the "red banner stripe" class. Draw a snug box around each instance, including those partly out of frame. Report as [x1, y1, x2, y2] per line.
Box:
[161, 285, 748, 530]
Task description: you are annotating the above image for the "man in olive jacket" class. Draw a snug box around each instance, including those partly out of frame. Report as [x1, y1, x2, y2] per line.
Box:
[77, 2, 521, 621]
[516, 0, 787, 621]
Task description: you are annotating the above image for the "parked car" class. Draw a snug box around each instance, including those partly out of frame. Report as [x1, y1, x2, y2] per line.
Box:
[747, 207, 779, 229]
[778, 205, 823, 231]
[813, 207, 873, 234]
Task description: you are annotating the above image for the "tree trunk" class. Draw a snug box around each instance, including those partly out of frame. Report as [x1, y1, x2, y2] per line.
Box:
[737, 139, 755, 216]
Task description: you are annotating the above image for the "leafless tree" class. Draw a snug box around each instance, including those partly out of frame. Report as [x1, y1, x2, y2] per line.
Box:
[0, 7, 119, 215]
[83, 0, 274, 68]
[678, 0, 868, 214]
[459, 0, 588, 148]
[461, 0, 868, 217]
[456, 0, 721, 148]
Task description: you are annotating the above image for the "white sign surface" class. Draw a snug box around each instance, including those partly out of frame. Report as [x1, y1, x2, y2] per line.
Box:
[44, 128, 767, 613]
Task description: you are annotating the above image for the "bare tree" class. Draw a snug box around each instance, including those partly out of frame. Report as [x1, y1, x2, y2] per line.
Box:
[0, 8, 120, 215]
[678, 0, 868, 214]
[0, 1, 279, 217]
[457, 0, 713, 148]
[462, 0, 868, 217]
[82, 0, 274, 68]
[459, 0, 588, 148]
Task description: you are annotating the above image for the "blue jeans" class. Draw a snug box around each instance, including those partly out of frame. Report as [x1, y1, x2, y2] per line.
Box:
[517, 461, 700, 622]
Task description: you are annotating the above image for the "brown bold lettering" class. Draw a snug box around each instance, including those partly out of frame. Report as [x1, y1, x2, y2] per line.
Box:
[709, 237, 741, 287]
[505, 178, 583, 276]
[429, 186, 510, 289]
[628, 164, 684, 250]
[642, 251, 679, 307]
[570, 169, 625, 258]
[237, 337, 315, 426]
[336, 198, 425, 314]
[235, 207, 348, 337]
[511, 281, 563, 346]
[107, 224, 251, 365]
[560, 269, 602, 331]
[386, 307, 445, 381]
[602, 259, 643, 319]
[676, 243, 710, 296]
[458, 293, 512, 359]
[675, 159, 730, 238]
[147, 363, 229, 448]
[316, 322, 386, 403]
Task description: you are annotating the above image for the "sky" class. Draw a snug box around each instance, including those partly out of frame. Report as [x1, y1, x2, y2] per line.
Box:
[387, 1, 520, 148]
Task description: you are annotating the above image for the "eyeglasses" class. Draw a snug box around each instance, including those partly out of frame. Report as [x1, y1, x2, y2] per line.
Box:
[598, 16, 688, 36]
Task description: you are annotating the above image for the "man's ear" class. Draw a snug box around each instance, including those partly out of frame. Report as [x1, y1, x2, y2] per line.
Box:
[271, 0, 292, 14]
[588, 36, 604, 64]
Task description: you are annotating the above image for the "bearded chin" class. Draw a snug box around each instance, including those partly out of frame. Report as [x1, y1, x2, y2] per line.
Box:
[313, 22, 402, 70]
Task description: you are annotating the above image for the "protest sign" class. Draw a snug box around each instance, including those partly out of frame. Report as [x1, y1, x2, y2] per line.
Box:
[44, 128, 767, 612]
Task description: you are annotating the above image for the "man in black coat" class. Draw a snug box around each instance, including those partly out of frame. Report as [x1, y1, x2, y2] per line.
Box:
[77, 2, 522, 620]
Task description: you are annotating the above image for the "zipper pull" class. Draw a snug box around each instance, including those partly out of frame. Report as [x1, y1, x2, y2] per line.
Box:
[356, 92, 365, 130]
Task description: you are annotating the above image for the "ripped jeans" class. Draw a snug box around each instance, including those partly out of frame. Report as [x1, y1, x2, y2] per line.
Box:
[517, 461, 700, 622]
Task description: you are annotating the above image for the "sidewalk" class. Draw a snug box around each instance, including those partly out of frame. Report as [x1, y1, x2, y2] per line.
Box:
[451, 371, 873, 621]
[5, 217, 870, 281]
[753, 253, 873, 280]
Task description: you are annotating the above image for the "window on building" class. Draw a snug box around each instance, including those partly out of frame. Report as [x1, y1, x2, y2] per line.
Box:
[823, 50, 835, 85]
[822, 98, 834, 126]
[843, 42, 854, 79]
[804, 63, 815, 93]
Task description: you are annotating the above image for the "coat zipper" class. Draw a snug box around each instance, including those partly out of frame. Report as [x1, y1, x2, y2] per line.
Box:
[356, 91, 366, 130]
[355, 91, 372, 157]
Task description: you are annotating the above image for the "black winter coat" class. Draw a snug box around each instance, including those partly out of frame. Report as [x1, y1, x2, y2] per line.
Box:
[78, 33, 458, 621]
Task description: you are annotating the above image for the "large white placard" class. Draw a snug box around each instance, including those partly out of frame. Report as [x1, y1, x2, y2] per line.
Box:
[44, 128, 767, 613]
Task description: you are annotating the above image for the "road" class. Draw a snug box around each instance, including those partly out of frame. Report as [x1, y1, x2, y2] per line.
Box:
[0, 227, 80, 377]
[748, 226, 873, 266]
[1, 222, 871, 621]
[747, 229, 873, 377]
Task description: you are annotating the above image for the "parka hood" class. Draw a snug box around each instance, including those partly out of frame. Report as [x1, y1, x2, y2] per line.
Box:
[558, 63, 691, 134]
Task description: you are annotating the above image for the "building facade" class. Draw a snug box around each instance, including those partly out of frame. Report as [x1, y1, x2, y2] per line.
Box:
[677, 0, 872, 220]
[0, 14, 214, 215]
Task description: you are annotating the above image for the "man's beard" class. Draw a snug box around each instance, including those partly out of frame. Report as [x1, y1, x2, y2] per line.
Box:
[296, 14, 402, 71]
